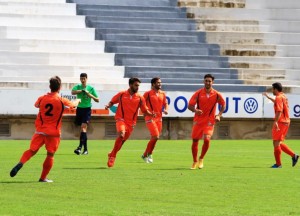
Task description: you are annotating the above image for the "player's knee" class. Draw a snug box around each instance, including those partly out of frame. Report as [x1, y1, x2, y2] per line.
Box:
[81, 123, 87, 130]
[204, 136, 211, 143]
[151, 135, 159, 140]
[118, 132, 125, 139]
[30, 150, 38, 155]
[47, 152, 54, 157]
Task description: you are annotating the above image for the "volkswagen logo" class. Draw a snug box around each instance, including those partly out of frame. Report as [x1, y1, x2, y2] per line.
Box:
[244, 98, 258, 114]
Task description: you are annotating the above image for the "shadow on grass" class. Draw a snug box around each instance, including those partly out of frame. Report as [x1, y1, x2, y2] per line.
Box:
[0, 181, 37, 184]
[63, 167, 107, 170]
[232, 166, 265, 169]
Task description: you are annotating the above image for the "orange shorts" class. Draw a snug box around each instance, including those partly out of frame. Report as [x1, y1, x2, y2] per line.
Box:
[272, 122, 289, 141]
[191, 122, 214, 140]
[116, 121, 134, 140]
[146, 119, 162, 137]
[30, 133, 60, 154]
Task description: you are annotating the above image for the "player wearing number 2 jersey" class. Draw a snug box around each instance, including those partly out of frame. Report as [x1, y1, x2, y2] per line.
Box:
[10, 76, 80, 182]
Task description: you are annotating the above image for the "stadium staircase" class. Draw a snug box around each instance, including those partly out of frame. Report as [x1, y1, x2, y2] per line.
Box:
[1, 0, 300, 93]
[178, 0, 300, 93]
[0, 0, 127, 91]
[69, 0, 266, 92]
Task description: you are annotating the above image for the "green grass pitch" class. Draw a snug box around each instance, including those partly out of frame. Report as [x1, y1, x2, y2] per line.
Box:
[0, 139, 299, 216]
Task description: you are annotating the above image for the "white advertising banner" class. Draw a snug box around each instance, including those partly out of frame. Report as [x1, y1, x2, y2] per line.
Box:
[0, 89, 299, 119]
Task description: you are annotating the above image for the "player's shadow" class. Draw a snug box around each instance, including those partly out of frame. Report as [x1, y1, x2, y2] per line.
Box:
[232, 166, 265, 169]
[63, 167, 107, 170]
[0, 181, 37, 184]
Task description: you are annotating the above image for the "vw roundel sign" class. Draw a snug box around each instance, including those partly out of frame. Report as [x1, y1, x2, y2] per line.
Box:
[244, 97, 258, 114]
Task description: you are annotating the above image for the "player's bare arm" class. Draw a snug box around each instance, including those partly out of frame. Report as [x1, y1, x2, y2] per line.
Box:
[105, 102, 113, 110]
[188, 104, 203, 115]
[215, 104, 226, 122]
[263, 92, 275, 103]
[85, 91, 99, 103]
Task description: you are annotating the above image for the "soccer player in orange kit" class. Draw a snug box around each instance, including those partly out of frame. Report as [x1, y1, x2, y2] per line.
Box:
[141, 77, 168, 163]
[105, 77, 155, 168]
[263, 82, 299, 168]
[188, 74, 226, 169]
[10, 76, 80, 182]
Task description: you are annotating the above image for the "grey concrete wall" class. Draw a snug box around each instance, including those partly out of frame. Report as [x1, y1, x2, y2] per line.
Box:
[1, 115, 300, 140]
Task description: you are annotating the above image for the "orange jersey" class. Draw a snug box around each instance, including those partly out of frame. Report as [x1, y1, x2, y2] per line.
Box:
[110, 89, 148, 126]
[274, 92, 290, 123]
[143, 89, 168, 121]
[34, 92, 77, 136]
[189, 88, 225, 125]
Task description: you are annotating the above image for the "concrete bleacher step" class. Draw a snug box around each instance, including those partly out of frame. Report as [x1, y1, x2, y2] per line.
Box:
[0, 65, 124, 78]
[96, 29, 206, 43]
[0, 0, 66, 3]
[0, 14, 85, 28]
[86, 16, 194, 25]
[107, 46, 217, 56]
[101, 34, 200, 43]
[105, 41, 216, 49]
[218, 44, 277, 56]
[87, 21, 196, 31]
[194, 19, 267, 32]
[0, 81, 130, 91]
[0, 39, 105, 53]
[205, 31, 300, 45]
[78, 8, 186, 19]
[96, 28, 205, 38]
[115, 54, 230, 68]
[125, 66, 237, 79]
[0, 2, 76, 15]
[0, 51, 115, 66]
[186, 8, 300, 21]
[141, 77, 243, 84]
[162, 83, 267, 92]
[177, 0, 246, 8]
[0, 80, 142, 91]
[0, 26, 95, 41]
[68, 0, 177, 7]
[0, 76, 128, 84]
[245, 0, 300, 9]
[76, 4, 187, 13]
[229, 56, 300, 69]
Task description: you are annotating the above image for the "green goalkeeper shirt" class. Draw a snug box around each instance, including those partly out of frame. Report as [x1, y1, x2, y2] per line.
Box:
[72, 84, 98, 108]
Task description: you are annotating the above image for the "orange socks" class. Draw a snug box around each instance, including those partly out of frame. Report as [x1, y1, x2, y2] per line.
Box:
[280, 143, 295, 157]
[144, 139, 157, 157]
[40, 155, 54, 180]
[191, 141, 199, 162]
[274, 146, 282, 166]
[110, 137, 124, 157]
[199, 138, 210, 159]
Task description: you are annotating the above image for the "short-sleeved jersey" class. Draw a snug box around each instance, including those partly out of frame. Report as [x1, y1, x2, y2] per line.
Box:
[143, 89, 168, 121]
[110, 89, 148, 126]
[72, 84, 98, 108]
[189, 88, 225, 125]
[274, 92, 290, 123]
[34, 92, 76, 136]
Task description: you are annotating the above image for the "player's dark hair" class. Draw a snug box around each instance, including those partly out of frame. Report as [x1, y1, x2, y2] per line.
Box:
[49, 76, 61, 92]
[151, 77, 160, 85]
[129, 77, 141, 85]
[80, 73, 88, 78]
[272, 82, 283, 92]
[204, 74, 215, 81]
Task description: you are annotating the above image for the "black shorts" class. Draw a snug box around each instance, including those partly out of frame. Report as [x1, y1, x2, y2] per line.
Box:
[74, 107, 91, 126]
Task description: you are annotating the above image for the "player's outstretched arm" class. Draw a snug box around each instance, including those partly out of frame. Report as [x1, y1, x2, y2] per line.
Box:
[263, 92, 275, 103]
